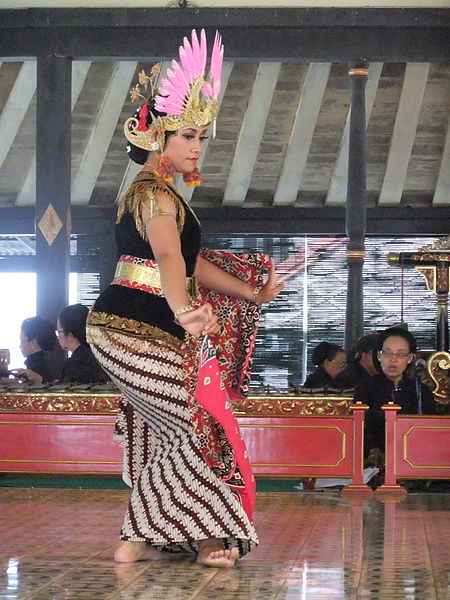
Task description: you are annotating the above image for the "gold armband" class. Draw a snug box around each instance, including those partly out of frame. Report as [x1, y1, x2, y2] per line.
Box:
[174, 304, 194, 324]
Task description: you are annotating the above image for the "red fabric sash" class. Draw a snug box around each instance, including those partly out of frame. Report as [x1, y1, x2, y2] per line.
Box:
[182, 250, 271, 519]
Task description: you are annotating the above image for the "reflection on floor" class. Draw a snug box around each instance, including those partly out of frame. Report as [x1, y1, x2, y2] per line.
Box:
[1, 488, 449, 599]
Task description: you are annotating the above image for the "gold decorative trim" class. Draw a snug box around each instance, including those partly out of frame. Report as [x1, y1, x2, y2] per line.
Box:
[113, 258, 198, 297]
[86, 311, 184, 350]
[0, 394, 120, 413]
[114, 260, 164, 288]
[116, 171, 198, 244]
[411, 253, 450, 263]
[0, 460, 121, 465]
[428, 351, 450, 400]
[346, 250, 364, 260]
[387, 252, 399, 265]
[416, 266, 436, 292]
[348, 67, 368, 77]
[234, 396, 352, 416]
[0, 392, 353, 416]
[420, 235, 450, 252]
[0, 420, 116, 426]
[38, 204, 63, 246]
[239, 424, 347, 467]
[403, 424, 450, 468]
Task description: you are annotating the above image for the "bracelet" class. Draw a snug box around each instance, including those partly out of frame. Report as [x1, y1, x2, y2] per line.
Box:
[252, 285, 262, 306]
[174, 304, 194, 324]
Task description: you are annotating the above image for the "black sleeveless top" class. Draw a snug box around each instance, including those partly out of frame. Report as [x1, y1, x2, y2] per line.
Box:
[92, 172, 201, 340]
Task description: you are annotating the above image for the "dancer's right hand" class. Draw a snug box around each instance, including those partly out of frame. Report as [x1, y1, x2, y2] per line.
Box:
[177, 303, 220, 336]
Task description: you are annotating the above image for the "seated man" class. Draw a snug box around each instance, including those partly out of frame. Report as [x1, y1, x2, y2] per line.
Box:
[331, 333, 378, 389]
[354, 326, 436, 460]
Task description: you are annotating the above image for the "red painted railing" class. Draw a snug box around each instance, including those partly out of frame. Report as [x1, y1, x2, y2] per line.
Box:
[0, 401, 371, 492]
[376, 403, 450, 496]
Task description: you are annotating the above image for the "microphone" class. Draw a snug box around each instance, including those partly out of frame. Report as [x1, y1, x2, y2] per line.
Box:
[414, 358, 427, 375]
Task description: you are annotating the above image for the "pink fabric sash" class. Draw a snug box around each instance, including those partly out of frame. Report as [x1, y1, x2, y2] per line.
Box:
[194, 335, 256, 519]
[183, 250, 271, 519]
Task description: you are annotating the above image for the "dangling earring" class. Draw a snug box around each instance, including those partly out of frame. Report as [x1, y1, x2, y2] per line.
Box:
[154, 153, 177, 183]
[149, 141, 160, 152]
[183, 167, 203, 187]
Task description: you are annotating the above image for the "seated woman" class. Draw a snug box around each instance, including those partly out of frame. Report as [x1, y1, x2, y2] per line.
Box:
[15, 316, 57, 384]
[354, 326, 436, 461]
[303, 341, 346, 388]
[57, 304, 109, 384]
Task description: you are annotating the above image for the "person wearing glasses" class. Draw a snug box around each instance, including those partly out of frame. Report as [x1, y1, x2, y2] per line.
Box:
[56, 304, 109, 384]
[354, 326, 436, 463]
[303, 341, 347, 388]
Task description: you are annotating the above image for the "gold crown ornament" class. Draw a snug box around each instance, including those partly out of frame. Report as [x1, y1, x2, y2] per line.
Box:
[124, 29, 223, 153]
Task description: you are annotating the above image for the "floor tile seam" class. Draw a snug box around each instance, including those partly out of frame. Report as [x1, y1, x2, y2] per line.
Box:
[423, 513, 444, 595]
[14, 541, 117, 565]
[103, 566, 162, 600]
[185, 568, 222, 600]
[355, 532, 376, 597]
[19, 546, 115, 600]
[1, 546, 89, 564]
[1, 531, 97, 561]
[290, 505, 326, 562]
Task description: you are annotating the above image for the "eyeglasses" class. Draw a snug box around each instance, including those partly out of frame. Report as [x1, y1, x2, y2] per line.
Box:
[331, 360, 347, 368]
[55, 328, 64, 336]
[379, 350, 410, 360]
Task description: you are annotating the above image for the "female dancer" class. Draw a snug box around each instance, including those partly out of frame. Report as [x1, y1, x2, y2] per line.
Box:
[88, 29, 284, 568]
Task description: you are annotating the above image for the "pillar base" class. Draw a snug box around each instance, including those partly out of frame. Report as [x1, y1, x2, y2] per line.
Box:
[342, 483, 373, 496]
[374, 484, 407, 497]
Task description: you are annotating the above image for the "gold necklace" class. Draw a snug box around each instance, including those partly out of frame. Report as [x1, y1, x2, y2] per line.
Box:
[140, 166, 200, 224]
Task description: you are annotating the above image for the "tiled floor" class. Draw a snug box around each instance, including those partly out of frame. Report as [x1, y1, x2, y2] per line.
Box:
[0, 487, 449, 599]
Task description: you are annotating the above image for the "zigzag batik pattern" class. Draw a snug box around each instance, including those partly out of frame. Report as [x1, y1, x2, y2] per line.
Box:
[90, 326, 258, 557]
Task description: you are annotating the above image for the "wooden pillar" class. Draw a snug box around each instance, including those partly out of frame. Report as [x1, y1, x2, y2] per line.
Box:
[344, 63, 368, 355]
[35, 56, 72, 324]
[99, 229, 117, 293]
[375, 403, 407, 496]
[342, 402, 373, 496]
[436, 261, 449, 351]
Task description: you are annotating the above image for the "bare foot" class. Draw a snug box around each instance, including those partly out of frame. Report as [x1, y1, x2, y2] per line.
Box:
[114, 540, 164, 563]
[196, 540, 239, 568]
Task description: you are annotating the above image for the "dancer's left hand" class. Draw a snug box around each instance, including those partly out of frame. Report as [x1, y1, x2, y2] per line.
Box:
[255, 258, 286, 305]
[178, 303, 220, 337]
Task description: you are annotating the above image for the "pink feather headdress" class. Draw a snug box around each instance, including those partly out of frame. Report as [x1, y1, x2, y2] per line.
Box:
[124, 29, 224, 152]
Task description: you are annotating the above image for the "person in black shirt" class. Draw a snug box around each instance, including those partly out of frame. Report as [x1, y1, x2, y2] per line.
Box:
[354, 327, 436, 458]
[303, 341, 346, 388]
[57, 304, 109, 384]
[14, 316, 57, 384]
[332, 333, 379, 389]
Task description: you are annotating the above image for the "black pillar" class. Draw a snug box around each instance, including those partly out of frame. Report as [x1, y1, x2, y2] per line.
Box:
[35, 55, 72, 324]
[344, 63, 368, 355]
[436, 262, 449, 352]
[99, 229, 117, 293]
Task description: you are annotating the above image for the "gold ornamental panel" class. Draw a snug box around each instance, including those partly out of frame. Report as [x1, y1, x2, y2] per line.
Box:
[37, 204, 63, 246]
[0, 393, 121, 413]
[0, 390, 352, 416]
[235, 395, 352, 416]
[428, 351, 450, 401]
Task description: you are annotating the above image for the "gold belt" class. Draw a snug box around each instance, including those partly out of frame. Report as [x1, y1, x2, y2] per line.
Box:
[112, 256, 198, 297]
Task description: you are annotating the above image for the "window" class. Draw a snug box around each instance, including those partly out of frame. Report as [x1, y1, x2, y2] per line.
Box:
[203, 234, 437, 389]
[0, 272, 98, 369]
